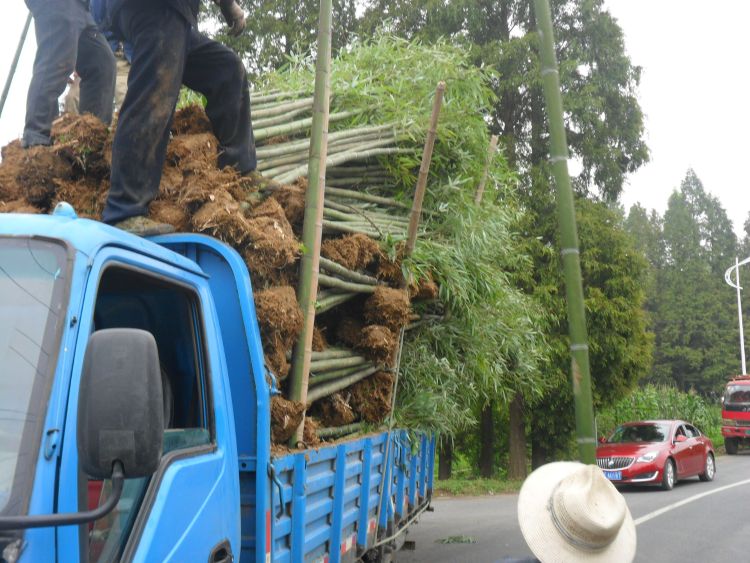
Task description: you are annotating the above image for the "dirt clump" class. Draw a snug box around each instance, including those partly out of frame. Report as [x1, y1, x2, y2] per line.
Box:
[150, 199, 190, 231]
[166, 132, 218, 168]
[357, 325, 396, 365]
[314, 393, 356, 427]
[375, 249, 403, 284]
[244, 198, 299, 285]
[364, 287, 411, 331]
[171, 104, 213, 135]
[1, 199, 42, 214]
[254, 286, 303, 379]
[411, 275, 439, 301]
[16, 147, 73, 208]
[321, 233, 380, 271]
[191, 192, 250, 243]
[53, 178, 106, 218]
[51, 114, 110, 179]
[312, 326, 328, 351]
[269, 182, 306, 227]
[349, 371, 394, 423]
[271, 395, 305, 443]
[335, 317, 363, 348]
[303, 417, 321, 447]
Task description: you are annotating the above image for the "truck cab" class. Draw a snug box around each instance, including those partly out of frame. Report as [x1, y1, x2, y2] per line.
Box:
[721, 374, 750, 454]
[0, 207, 434, 562]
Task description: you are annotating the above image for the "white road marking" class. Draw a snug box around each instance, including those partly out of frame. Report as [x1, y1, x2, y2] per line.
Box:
[634, 477, 750, 526]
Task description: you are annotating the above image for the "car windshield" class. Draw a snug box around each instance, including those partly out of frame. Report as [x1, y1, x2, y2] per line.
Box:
[607, 423, 671, 443]
[0, 238, 69, 516]
[724, 385, 750, 405]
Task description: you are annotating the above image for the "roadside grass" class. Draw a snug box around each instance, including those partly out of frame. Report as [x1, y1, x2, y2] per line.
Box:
[434, 477, 523, 497]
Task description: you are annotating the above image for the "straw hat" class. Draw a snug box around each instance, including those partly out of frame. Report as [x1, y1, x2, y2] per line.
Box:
[517, 461, 636, 563]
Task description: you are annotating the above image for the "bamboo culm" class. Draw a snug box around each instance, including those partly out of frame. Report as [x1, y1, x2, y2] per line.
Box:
[319, 256, 380, 285]
[315, 291, 357, 314]
[317, 422, 365, 439]
[306, 366, 379, 403]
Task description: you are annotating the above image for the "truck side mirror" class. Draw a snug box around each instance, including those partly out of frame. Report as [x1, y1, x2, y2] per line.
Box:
[0, 329, 165, 531]
[78, 328, 164, 479]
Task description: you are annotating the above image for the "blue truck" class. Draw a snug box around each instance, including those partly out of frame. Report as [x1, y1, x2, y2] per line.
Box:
[0, 205, 435, 562]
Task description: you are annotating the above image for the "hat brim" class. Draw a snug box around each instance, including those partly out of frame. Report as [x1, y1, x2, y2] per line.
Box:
[517, 461, 636, 563]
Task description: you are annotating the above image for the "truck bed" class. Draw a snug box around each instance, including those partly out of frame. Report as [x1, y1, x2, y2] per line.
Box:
[262, 431, 435, 563]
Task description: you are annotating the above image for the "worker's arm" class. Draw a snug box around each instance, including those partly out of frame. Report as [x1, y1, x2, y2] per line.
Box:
[212, 0, 246, 37]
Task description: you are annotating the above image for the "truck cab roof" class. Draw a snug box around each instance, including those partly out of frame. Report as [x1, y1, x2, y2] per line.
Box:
[0, 210, 203, 277]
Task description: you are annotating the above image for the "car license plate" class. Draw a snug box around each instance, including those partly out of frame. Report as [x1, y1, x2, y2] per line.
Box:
[603, 470, 622, 480]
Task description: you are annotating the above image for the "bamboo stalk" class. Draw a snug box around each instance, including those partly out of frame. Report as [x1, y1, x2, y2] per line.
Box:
[323, 200, 408, 225]
[258, 162, 299, 178]
[256, 124, 395, 159]
[287, 348, 357, 361]
[318, 273, 377, 294]
[253, 107, 311, 130]
[534, 0, 595, 464]
[309, 355, 369, 372]
[405, 82, 445, 257]
[274, 141, 402, 184]
[307, 366, 379, 403]
[317, 422, 365, 439]
[253, 97, 314, 119]
[328, 165, 387, 175]
[315, 291, 357, 314]
[288, 0, 333, 446]
[319, 257, 380, 285]
[310, 368, 361, 384]
[252, 89, 309, 104]
[325, 187, 409, 209]
[255, 110, 357, 142]
[321, 220, 380, 238]
[474, 135, 499, 205]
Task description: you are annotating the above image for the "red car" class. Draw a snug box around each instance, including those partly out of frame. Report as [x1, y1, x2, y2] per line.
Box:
[596, 420, 715, 490]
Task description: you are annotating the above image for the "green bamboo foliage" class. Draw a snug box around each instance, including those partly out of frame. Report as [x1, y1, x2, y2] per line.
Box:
[287, 0, 334, 446]
[533, 0, 596, 464]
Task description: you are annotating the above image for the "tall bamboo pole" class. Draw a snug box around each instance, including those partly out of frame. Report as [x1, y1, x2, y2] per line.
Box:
[474, 135, 499, 205]
[404, 82, 445, 257]
[287, 0, 333, 446]
[533, 0, 596, 464]
[0, 12, 32, 119]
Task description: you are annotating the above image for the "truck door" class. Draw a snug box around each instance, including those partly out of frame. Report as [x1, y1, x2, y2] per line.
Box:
[55, 251, 240, 562]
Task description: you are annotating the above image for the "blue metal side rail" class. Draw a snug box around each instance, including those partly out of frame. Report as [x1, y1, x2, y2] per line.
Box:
[269, 431, 435, 563]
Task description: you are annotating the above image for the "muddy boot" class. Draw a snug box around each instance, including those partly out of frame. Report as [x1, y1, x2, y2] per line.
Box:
[112, 215, 175, 237]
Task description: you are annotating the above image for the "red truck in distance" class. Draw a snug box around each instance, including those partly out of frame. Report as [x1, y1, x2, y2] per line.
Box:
[721, 375, 750, 454]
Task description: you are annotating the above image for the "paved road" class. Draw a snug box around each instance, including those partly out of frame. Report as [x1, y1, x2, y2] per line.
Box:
[396, 452, 750, 562]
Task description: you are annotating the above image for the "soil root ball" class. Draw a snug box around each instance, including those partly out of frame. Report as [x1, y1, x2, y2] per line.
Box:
[53, 178, 106, 218]
[269, 182, 306, 228]
[166, 132, 219, 168]
[410, 275, 439, 301]
[321, 233, 380, 271]
[271, 395, 305, 443]
[335, 317, 363, 348]
[312, 326, 328, 352]
[191, 194, 250, 244]
[51, 114, 110, 180]
[375, 249, 403, 284]
[364, 287, 411, 331]
[303, 417, 321, 447]
[349, 371, 394, 423]
[357, 325, 396, 365]
[171, 104, 213, 136]
[16, 147, 73, 209]
[244, 198, 300, 283]
[1, 199, 42, 214]
[314, 393, 356, 427]
[150, 199, 190, 231]
[254, 286, 303, 379]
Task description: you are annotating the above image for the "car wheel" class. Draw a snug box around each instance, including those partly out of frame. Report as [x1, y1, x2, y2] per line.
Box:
[661, 459, 676, 491]
[699, 453, 715, 482]
[725, 437, 739, 455]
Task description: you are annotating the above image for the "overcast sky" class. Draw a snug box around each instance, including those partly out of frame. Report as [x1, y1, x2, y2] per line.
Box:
[1, 1, 748, 234]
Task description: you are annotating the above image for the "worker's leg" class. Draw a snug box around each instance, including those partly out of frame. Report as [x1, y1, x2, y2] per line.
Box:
[22, 0, 82, 146]
[102, 4, 189, 224]
[182, 31, 256, 174]
[76, 23, 116, 125]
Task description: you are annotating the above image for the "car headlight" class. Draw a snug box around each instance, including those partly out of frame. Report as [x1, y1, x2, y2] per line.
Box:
[723, 419, 736, 426]
[637, 451, 658, 463]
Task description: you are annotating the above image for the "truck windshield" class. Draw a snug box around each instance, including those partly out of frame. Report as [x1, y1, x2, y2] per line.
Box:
[724, 385, 750, 405]
[0, 238, 69, 517]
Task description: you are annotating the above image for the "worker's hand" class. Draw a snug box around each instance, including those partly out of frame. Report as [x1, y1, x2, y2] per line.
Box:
[218, 0, 246, 37]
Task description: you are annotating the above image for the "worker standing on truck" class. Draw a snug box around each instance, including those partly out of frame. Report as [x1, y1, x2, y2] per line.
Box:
[22, 0, 116, 148]
[98, 0, 257, 236]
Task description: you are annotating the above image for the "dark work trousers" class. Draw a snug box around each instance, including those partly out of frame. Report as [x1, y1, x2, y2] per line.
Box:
[23, 0, 116, 147]
[102, 2, 256, 224]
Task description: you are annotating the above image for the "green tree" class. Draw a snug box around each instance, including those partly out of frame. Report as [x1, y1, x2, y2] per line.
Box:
[523, 196, 653, 465]
[653, 170, 739, 392]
